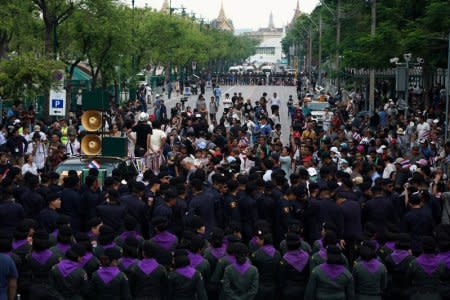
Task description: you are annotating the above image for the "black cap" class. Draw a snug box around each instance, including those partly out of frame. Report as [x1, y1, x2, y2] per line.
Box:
[104, 247, 121, 261]
[46, 192, 61, 203]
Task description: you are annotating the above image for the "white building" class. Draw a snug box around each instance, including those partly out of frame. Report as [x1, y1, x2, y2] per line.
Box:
[248, 37, 284, 66]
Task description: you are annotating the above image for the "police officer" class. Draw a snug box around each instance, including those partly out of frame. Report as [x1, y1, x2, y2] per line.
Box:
[89, 247, 132, 299]
[168, 249, 207, 300]
[189, 178, 217, 234]
[120, 181, 149, 235]
[222, 242, 259, 300]
[37, 192, 61, 233]
[223, 180, 241, 229]
[279, 232, 310, 300]
[96, 189, 127, 233]
[128, 241, 167, 300]
[250, 231, 281, 300]
[50, 244, 89, 299]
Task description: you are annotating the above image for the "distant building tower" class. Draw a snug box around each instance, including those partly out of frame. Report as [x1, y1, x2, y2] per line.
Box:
[289, 0, 302, 28]
[210, 1, 234, 32]
[160, 0, 170, 13]
[268, 12, 275, 30]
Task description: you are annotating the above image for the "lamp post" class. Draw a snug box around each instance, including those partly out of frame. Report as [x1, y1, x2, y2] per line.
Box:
[391, 54, 414, 119]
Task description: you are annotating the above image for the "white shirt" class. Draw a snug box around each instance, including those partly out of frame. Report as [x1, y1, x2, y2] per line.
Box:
[269, 97, 281, 107]
[223, 97, 233, 109]
[417, 122, 430, 140]
[149, 129, 167, 152]
[66, 140, 81, 156]
[26, 142, 48, 170]
[22, 162, 38, 175]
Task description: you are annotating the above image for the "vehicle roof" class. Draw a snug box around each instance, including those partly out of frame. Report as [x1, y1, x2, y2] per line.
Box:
[58, 156, 129, 165]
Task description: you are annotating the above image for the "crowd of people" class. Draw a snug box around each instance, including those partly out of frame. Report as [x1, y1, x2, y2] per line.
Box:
[0, 82, 450, 300]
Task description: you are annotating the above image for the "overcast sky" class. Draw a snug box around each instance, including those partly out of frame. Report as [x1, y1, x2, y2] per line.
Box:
[133, 0, 320, 29]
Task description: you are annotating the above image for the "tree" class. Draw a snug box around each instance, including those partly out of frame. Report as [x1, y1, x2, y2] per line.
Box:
[0, 52, 64, 100]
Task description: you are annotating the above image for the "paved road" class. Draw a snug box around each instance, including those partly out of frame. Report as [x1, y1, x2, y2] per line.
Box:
[155, 85, 298, 145]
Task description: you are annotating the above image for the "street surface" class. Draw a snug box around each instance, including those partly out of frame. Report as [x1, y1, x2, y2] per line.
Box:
[159, 85, 297, 145]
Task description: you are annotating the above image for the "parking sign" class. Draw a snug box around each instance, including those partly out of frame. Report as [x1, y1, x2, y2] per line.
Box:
[49, 89, 66, 116]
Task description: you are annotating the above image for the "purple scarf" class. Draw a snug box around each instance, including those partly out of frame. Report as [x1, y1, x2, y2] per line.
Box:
[209, 244, 226, 259]
[152, 231, 177, 250]
[12, 239, 28, 250]
[250, 236, 257, 247]
[31, 250, 53, 265]
[57, 260, 79, 278]
[439, 251, 450, 269]
[80, 252, 94, 267]
[56, 243, 71, 254]
[384, 242, 396, 251]
[232, 260, 251, 275]
[138, 258, 158, 275]
[120, 257, 137, 269]
[188, 252, 204, 268]
[416, 254, 441, 276]
[320, 263, 345, 280]
[176, 266, 196, 279]
[97, 266, 120, 284]
[391, 249, 410, 265]
[261, 245, 276, 257]
[119, 231, 139, 241]
[225, 255, 236, 264]
[283, 250, 309, 272]
[360, 259, 381, 273]
[315, 239, 324, 250]
[318, 249, 327, 260]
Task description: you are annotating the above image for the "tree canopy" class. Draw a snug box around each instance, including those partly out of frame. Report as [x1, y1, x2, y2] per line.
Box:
[0, 0, 256, 100]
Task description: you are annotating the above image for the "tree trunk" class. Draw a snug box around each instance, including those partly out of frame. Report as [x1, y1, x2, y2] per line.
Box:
[422, 63, 433, 108]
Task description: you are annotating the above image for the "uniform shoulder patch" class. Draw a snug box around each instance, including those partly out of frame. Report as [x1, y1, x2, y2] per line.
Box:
[283, 206, 290, 214]
[230, 201, 237, 208]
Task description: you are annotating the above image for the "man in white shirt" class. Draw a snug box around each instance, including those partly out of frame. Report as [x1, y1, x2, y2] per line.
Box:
[223, 93, 233, 113]
[268, 92, 281, 119]
[65, 132, 81, 156]
[417, 115, 430, 140]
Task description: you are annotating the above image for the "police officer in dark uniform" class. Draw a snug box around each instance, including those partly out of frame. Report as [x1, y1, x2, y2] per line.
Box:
[80, 175, 101, 232]
[89, 247, 132, 300]
[189, 178, 217, 234]
[49, 244, 89, 299]
[37, 192, 62, 233]
[96, 189, 127, 233]
[0, 177, 25, 236]
[120, 181, 149, 235]
[250, 231, 281, 300]
[128, 241, 168, 300]
[168, 249, 207, 300]
[207, 173, 226, 228]
[279, 232, 310, 300]
[277, 188, 297, 241]
[224, 180, 241, 229]
[60, 175, 82, 233]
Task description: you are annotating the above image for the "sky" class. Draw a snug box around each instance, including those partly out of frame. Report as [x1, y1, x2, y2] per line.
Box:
[133, 0, 321, 30]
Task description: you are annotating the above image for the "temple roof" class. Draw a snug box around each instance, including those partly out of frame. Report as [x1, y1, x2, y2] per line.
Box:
[211, 1, 234, 32]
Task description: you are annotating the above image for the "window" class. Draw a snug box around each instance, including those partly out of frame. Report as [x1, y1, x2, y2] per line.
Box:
[256, 47, 275, 55]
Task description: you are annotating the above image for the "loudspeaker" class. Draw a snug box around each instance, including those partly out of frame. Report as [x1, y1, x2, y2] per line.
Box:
[81, 135, 102, 155]
[101, 137, 128, 157]
[82, 89, 109, 110]
[81, 111, 102, 132]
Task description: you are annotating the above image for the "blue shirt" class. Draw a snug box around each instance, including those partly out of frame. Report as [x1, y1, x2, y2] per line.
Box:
[0, 253, 18, 300]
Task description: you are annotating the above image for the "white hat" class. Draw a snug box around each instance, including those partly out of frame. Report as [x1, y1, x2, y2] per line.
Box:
[307, 167, 318, 177]
[330, 147, 339, 154]
[13, 119, 21, 125]
[139, 112, 148, 122]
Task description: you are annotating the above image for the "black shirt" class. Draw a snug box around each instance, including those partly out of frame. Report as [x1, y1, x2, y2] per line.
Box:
[132, 122, 152, 150]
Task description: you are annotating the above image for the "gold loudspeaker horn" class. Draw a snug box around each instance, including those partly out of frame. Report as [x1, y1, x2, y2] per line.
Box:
[81, 110, 102, 132]
[81, 135, 102, 155]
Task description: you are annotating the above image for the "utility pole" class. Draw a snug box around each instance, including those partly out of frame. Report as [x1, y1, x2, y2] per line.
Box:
[336, 0, 341, 90]
[309, 26, 313, 82]
[318, 14, 323, 86]
[369, 0, 376, 113]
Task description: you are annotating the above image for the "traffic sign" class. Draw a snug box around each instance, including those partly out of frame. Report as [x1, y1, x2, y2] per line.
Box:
[49, 88, 66, 116]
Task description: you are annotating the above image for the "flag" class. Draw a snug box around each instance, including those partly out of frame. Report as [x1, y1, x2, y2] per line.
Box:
[89, 160, 100, 169]
[401, 159, 411, 169]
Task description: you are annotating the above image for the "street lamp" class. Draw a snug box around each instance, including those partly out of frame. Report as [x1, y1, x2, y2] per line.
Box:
[390, 53, 420, 119]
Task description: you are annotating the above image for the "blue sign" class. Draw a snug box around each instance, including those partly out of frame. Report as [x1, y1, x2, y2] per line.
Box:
[51, 99, 64, 108]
